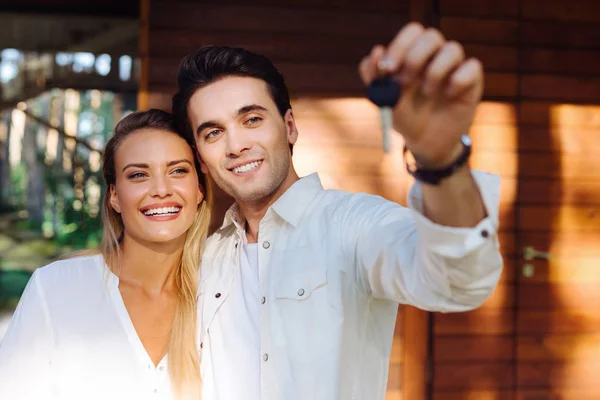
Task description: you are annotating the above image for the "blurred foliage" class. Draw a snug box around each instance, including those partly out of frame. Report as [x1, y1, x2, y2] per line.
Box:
[0, 89, 135, 310]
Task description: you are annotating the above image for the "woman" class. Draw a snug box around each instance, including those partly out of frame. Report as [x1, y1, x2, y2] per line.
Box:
[0, 109, 211, 400]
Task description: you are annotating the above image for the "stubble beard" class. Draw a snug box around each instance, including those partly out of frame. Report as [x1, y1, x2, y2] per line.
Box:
[224, 157, 290, 203]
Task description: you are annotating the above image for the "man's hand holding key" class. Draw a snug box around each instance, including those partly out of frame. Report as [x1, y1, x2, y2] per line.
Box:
[360, 22, 483, 168]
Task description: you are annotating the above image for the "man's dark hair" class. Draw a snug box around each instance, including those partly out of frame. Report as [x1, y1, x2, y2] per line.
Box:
[172, 45, 294, 153]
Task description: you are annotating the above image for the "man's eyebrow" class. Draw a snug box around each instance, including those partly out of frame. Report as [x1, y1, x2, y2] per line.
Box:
[237, 104, 267, 115]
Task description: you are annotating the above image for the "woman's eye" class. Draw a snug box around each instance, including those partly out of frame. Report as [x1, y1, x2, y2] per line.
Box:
[128, 172, 146, 179]
[172, 168, 189, 175]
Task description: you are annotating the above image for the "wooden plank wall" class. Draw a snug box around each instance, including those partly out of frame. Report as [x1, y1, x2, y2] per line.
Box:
[142, 1, 418, 399]
[432, 0, 600, 399]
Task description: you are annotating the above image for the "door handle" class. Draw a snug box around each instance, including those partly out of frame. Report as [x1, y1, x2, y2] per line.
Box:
[522, 246, 553, 278]
[523, 246, 552, 261]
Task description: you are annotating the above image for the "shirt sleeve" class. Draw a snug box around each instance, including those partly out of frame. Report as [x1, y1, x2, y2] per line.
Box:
[343, 170, 504, 313]
[0, 269, 54, 399]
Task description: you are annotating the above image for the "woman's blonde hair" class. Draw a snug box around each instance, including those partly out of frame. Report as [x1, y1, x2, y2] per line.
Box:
[85, 109, 210, 398]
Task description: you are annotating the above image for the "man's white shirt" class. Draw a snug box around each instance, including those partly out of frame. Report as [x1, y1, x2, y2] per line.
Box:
[199, 171, 503, 400]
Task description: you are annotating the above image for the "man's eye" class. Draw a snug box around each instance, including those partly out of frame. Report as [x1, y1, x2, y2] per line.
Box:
[205, 129, 221, 139]
[246, 117, 262, 125]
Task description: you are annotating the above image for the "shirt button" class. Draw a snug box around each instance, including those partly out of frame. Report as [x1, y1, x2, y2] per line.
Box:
[215, 293, 221, 298]
[263, 353, 269, 361]
[159, 366, 164, 371]
[298, 288, 305, 296]
[200, 342, 203, 349]
[153, 389, 158, 394]
[481, 229, 489, 238]
[262, 241, 270, 249]
[261, 296, 266, 304]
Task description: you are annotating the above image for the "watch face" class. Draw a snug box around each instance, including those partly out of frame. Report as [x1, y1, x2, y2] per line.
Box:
[461, 135, 472, 146]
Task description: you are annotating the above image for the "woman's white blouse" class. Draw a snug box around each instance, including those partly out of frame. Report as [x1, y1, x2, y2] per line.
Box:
[0, 254, 175, 400]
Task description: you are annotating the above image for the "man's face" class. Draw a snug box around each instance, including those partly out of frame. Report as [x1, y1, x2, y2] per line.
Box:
[187, 76, 298, 202]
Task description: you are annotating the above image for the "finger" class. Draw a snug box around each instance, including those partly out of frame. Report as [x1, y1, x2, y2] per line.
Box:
[421, 41, 465, 96]
[359, 45, 386, 85]
[446, 58, 484, 100]
[401, 28, 445, 86]
[380, 22, 425, 73]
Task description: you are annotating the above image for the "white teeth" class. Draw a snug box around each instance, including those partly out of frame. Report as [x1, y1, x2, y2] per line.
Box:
[143, 206, 181, 216]
[233, 161, 261, 174]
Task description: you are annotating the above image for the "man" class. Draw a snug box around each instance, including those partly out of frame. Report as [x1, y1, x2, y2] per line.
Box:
[172, 23, 503, 400]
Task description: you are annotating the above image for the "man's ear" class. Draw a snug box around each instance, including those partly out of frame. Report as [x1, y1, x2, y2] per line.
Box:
[194, 147, 209, 174]
[284, 109, 299, 146]
[200, 160, 208, 175]
[109, 184, 121, 213]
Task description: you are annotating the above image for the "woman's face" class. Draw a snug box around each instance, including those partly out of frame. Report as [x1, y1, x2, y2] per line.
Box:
[109, 128, 203, 246]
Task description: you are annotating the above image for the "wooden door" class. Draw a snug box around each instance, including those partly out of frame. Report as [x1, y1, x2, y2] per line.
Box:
[513, 0, 600, 398]
[429, 1, 600, 399]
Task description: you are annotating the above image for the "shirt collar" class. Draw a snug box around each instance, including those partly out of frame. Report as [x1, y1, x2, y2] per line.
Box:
[220, 173, 323, 230]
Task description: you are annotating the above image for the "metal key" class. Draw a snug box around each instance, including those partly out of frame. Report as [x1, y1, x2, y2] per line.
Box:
[367, 75, 401, 153]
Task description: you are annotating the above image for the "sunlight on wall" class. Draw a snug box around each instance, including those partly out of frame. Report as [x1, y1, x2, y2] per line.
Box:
[550, 104, 600, 128]
[291, 97, 412, 205]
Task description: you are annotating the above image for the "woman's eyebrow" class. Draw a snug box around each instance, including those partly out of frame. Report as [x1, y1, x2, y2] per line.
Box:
[122, 159, 192, 172]
[122, 163, 148, 172]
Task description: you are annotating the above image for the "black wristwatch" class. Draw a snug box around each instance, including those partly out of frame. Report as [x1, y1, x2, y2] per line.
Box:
[404, 134, 472, 185]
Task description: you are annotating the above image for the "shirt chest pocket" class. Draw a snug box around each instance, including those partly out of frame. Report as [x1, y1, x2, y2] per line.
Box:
[275, 268, 327, 301]
[273, 268, 339, 363]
